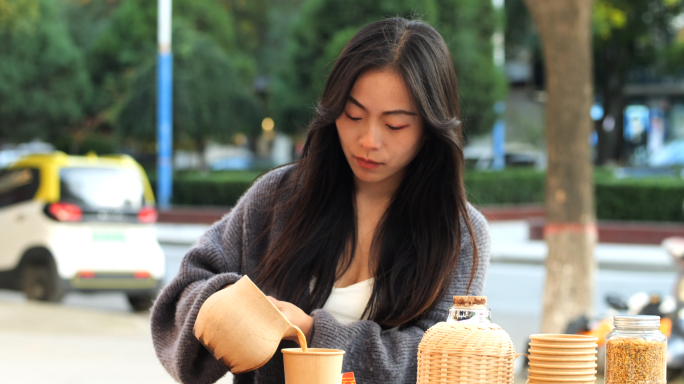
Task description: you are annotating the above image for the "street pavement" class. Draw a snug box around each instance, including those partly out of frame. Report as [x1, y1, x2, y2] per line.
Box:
[0, 290, 235, 384]
[488, 221, 675, 272]
[0, 220, 679, 383]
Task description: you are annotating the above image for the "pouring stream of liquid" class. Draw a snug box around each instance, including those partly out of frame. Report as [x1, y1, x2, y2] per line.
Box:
[294, 326, 308, 352]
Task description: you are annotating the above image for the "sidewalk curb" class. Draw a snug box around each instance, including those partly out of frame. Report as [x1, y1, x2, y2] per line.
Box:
[490, 254, 676, 273]
[156, 223, 209, 246]
[528, 218, 684, 245]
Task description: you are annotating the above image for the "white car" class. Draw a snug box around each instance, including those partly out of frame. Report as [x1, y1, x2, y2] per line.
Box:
[0, 152, 165, 311]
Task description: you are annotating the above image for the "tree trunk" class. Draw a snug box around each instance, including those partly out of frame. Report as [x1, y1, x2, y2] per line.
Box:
[524, 0, 597, 334]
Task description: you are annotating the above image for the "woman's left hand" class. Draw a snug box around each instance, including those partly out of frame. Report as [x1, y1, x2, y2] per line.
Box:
[267, 296, 314, 344]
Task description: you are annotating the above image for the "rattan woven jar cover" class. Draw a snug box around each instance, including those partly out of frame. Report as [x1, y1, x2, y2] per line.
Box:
[417, 296, 516, 384]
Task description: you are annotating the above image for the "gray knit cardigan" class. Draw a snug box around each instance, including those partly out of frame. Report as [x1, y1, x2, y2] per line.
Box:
[151, 164, 491, 384]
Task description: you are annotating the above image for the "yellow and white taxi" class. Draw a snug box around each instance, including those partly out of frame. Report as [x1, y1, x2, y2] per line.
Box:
[0, 152, 165, 311]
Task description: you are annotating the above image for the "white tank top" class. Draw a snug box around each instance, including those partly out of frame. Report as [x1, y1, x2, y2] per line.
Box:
[320, 278, 374, 325]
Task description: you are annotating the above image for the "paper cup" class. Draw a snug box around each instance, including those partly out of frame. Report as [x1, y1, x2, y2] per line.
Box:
[529, 360, 597, 369]
[528, 358, 597, 370]
[528, 379, 595, 384]
[527, 379, 596, 384]
[282, 348, 345, 384]
[529, 341, 598, 349]
[528, 347, 597, 355]
[527, 381, 595, 384]
[529, 334, 598, 343]
[528, 368, 597, 376]
[528, 355, 597, 362]
[528, 373, 596, 381]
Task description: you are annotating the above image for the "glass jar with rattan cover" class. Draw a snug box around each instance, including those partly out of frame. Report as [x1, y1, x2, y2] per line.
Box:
[417, 296, 517, 384]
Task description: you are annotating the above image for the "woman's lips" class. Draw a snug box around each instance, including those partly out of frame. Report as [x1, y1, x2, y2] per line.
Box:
[355, 156, 381, 170]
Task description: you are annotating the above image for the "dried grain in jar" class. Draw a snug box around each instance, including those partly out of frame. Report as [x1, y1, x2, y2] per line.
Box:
[605, 315, 666, 384]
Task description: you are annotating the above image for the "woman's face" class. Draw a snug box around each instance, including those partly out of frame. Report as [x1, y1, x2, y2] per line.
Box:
[335, 69, 424, 192]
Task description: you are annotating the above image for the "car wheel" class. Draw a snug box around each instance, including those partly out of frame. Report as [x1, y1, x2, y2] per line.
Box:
[127, 292, 156, 312]
[22, 262, 63, 302]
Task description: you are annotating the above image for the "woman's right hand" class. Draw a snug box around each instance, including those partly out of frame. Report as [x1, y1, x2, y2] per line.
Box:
[267, 296, 314, 343]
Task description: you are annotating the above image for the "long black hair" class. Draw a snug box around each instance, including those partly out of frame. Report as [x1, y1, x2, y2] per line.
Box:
[256, 18, 479, 327]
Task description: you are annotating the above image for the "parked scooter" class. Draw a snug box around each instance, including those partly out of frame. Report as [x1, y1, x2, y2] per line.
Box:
[662, 237, 684, 380]
[523, 236, 684, 376]
[562, 291, 673, 373]
[563, 237, 684, 379]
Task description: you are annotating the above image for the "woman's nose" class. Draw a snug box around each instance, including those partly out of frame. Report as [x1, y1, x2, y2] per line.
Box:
[359, 122, 382, 150]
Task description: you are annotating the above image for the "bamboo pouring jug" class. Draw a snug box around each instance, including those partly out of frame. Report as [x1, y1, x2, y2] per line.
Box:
[194, 275, 307, 374]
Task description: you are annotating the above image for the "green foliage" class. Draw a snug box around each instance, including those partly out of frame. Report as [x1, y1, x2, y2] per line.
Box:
[258, 1, 305, 76]
[0, 0, 287, 149]
[593, 1, 627, 39]
[507, 0, 684, 79]
[87, 0, 156, 82]
[176, 0, 238, 53]
[0, 0, 40, 32]
[273, 0, 505, 136]
[220, 0, 274, 59]
[53, 132, 118, 155]
[505, 0, 684, 84]
[593, 0, 683, 42]
[661, 40, 684, 74]
[504, 0, 536, 58]
[66, 0, 262, 151]
[2, 0, 505, 152]
[435, 0, 507, 138]
[117, 20, 262, 148]
[0, 0, 91, 142]
[593, 0, 684, 67]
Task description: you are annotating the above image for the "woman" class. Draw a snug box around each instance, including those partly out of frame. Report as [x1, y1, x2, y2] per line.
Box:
[151, 17, 490, 384]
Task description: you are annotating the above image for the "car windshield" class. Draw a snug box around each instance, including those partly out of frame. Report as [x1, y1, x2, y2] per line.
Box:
[60, 167, 144, 210]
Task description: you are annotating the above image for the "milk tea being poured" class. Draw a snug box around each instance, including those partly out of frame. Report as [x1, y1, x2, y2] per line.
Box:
[294, 326, 308, 352]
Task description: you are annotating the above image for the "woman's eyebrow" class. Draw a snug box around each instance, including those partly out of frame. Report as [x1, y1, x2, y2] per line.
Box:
[347, 96, 418, 116]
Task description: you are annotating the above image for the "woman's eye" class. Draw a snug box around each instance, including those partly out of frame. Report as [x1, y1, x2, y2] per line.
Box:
[345, 112, 361, 121]
[387, 124, 407, 131]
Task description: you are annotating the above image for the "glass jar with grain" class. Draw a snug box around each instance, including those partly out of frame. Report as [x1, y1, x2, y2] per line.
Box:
[605, 315, 666, 384]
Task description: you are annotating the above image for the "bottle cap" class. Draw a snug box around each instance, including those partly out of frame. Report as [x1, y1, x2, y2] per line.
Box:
[614, 315, 661, 328]
[452, 296, 487, 308]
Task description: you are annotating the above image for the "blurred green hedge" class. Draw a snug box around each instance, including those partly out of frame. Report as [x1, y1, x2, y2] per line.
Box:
[465, 169, 684, 222]
[595, 178, 684, 222]
[149, 171, 262, 207]
[149, 169, 684, 223]
[464, 169, 546, 205]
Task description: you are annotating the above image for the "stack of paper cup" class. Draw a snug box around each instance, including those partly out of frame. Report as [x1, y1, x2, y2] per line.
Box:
[526, 334, 598, 384]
